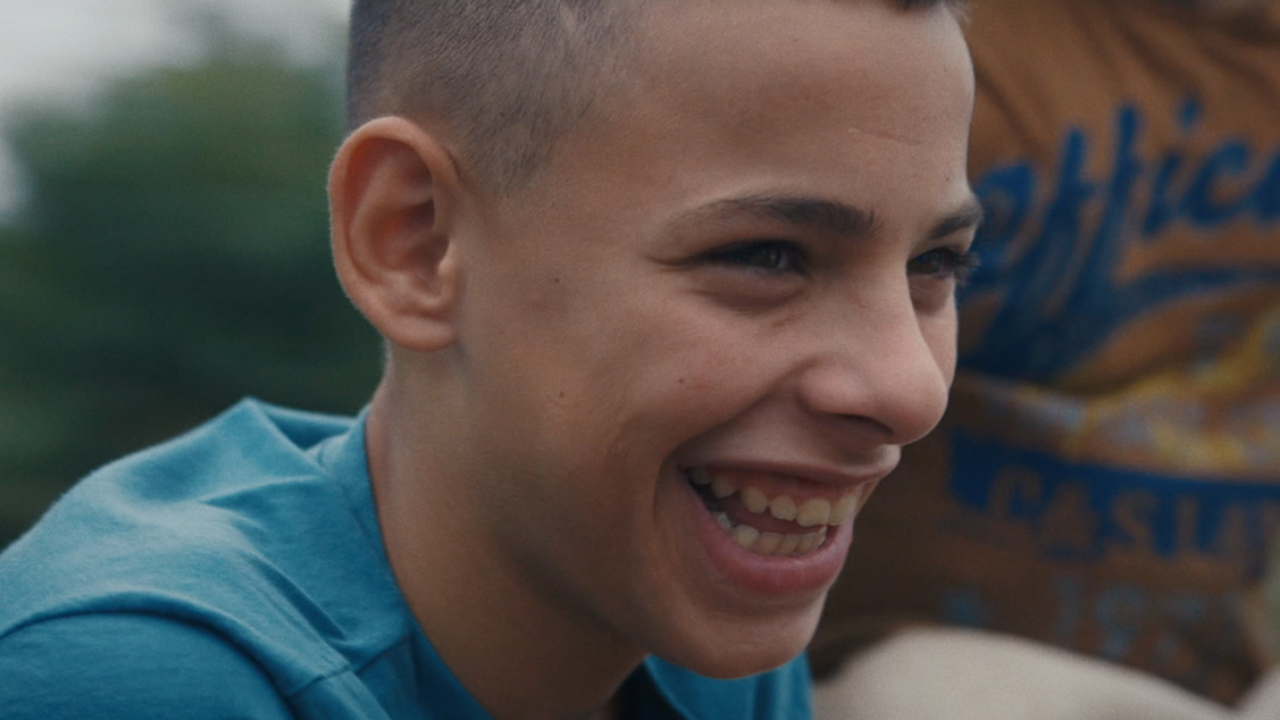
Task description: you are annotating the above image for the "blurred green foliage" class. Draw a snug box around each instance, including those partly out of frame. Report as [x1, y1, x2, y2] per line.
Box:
[0, 29, 381, 547]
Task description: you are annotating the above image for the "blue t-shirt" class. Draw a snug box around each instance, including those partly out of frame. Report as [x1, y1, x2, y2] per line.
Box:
[0, 400, 811, 719]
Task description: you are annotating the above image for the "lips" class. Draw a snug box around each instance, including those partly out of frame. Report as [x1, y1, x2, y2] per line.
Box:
[678, 463, 873, 599]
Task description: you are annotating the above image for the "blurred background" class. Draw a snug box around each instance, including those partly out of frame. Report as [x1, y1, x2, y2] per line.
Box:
[0, 0, 381, 548]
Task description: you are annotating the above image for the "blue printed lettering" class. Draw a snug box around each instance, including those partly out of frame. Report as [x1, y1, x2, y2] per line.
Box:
[1040, 574, 1247, 698]
[1152, 593, 1207, 676]
[1251, 150, 1280, 222]
[1142, 149, 1182, 238]
[1176, 496, 1205, 558]
[1096, 105, 1144, 247]
[988, 464, 1043, 522]
[1096, 584, 1147, 659]
[1052, 575, 1083, 645]
[1213, 504, 1251, 566]
[1113, 490, 1157, 554]
[1141, 97, 1199, 238]
[970, 163, 1037, 251]
[951, 431, 1280, 574]
[964, 96, 1280, 382]
[1182, 140, 1252, 226]
[1039, 482, 1101, 557]
[1260, 502, 1280, 558]
[942, 585, 994, 628]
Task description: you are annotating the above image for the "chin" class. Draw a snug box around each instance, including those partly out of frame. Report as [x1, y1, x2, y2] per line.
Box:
[672, 640, 808, 681]
[657, 606, 821, 680]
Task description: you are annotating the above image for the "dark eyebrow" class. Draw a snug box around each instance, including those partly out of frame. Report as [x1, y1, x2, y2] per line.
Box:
[688, 194, 984, 242]
[928, 197, 984, 240]
[692, 195, 878, 240]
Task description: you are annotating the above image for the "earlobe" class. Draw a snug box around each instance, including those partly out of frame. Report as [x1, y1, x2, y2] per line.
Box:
[330, 117, 463, 352]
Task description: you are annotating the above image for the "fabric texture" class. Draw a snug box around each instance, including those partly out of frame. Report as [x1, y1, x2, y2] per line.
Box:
[815, 0, 1280, 704]
[0, 399, 811, 719]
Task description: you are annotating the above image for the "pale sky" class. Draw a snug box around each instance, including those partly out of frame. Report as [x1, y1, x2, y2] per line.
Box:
[0, 0, 350, 217]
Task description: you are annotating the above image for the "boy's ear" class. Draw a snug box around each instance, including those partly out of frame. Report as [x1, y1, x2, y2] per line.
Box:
[330, 117, 464, 352]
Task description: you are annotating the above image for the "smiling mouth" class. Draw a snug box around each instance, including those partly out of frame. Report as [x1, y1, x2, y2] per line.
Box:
[684, 467, 869, 557]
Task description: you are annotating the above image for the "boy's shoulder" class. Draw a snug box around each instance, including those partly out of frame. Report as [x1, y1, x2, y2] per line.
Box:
[0, 611, 296, 719]
[0, 399, 389, 633]
[0, 400, 416, 713]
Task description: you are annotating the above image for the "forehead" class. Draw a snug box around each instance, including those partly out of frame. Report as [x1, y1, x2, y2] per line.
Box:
[630, 1, 971, 134]
[501, 0, 974, 234]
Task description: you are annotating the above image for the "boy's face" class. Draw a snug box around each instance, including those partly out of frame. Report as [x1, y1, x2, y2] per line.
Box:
[448, 0, 975, 677]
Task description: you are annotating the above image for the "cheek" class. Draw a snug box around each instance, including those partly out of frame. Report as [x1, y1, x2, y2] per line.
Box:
[607, 345, 765, 443]
[568, 328, 789, 485]
[637, 318, 787, 408]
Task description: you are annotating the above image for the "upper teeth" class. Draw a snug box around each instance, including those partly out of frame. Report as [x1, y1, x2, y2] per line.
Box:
[689, 468, 866, 528]
[712, 510, 828, 556]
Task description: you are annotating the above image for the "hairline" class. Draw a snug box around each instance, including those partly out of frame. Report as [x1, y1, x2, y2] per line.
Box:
[346, 0, 969, 195]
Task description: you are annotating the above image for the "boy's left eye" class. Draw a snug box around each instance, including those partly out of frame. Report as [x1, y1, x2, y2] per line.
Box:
[908, 246, 978, 286]
[702, 240, 807, 275]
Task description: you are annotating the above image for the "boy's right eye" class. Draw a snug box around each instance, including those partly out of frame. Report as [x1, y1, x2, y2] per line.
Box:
[700, 240, 808, 275]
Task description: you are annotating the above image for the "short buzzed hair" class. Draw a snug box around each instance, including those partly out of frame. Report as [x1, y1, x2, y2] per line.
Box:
[347, 0, 967, 194]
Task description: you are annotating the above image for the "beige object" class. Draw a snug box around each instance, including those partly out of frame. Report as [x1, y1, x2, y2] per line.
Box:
[814, 628, 1232, 720]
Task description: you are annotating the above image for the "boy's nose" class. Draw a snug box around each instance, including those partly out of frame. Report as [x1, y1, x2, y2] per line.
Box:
[795, 295, 953, 448]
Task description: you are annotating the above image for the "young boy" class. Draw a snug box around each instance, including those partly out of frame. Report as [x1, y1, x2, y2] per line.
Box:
[0, 1, 977, 718]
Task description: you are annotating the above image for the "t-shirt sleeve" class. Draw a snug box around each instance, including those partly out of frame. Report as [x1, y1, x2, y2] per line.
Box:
[0, 613, 296, 720]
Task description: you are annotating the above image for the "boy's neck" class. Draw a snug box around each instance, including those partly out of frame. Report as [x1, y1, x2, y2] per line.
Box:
[364, 382, 647, 720]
